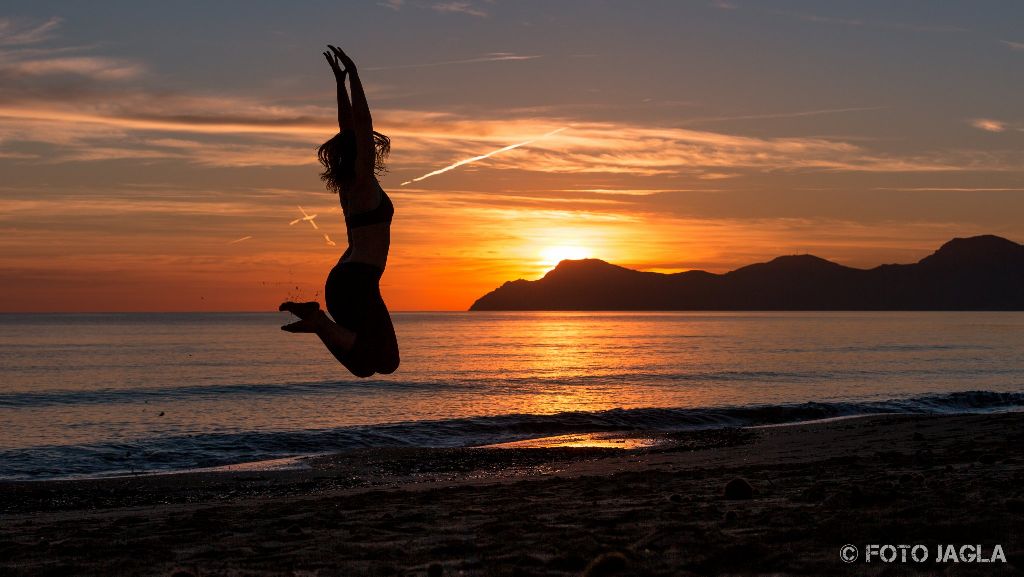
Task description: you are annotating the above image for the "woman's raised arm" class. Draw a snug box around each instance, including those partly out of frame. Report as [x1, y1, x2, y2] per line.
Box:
[329, 45, 374, 178]
[324, 50, 354, 132]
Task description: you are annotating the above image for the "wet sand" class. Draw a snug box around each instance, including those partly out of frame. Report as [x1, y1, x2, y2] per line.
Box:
[1, 413, 1021, 576]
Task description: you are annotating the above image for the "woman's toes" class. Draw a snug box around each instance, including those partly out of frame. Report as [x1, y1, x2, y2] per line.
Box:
[279, 301, 321, 318]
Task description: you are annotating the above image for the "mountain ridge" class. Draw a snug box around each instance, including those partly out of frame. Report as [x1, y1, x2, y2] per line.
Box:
[469, 235, 1024, 311]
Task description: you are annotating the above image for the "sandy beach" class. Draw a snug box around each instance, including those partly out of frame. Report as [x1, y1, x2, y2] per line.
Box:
[2, 412, 1021, 576]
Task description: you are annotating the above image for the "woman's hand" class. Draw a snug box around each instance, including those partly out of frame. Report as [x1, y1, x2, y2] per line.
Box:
[328, 45, 357, 74]
[323, 50, 347, 83]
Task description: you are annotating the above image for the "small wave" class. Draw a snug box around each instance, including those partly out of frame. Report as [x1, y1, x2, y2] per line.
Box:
[0, 379, 444, 408]
[7, 366, 1021, 409]
[1, 390, 1021, 481]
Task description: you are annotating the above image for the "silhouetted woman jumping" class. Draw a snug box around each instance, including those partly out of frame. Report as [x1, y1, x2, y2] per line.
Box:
[280, 45, 400, 378]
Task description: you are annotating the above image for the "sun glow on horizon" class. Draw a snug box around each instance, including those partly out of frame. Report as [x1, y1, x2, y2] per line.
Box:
[540, 245, 592, 269]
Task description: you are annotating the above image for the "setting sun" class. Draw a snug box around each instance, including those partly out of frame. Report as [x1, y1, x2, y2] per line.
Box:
[540, 245, 592, 268]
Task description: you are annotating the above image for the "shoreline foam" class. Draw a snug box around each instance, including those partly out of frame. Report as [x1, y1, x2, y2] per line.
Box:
[5, 389, 1022, 482]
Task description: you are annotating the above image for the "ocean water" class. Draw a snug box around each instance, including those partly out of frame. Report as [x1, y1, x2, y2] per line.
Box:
[1, 311, 1022, 480]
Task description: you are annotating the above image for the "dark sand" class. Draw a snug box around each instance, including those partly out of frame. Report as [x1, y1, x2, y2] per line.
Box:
[1, 413, 1022, 576]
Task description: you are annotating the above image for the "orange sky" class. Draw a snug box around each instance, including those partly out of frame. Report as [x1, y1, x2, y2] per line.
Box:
[1, 3, 1023, 311]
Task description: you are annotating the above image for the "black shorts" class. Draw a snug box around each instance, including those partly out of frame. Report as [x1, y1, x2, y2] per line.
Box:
[324, 261, 400, 378]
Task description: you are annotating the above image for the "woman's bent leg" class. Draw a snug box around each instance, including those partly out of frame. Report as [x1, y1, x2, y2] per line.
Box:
[280, 301, 359, 366]
[372, 303, 400, 374]
[340, 292, 397, 376]
[327, 262, 400, 376]
[349, 307, 398, 374]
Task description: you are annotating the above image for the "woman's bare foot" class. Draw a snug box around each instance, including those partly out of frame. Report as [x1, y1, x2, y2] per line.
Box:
[279, 301, 320, 318]
[278, 301, 357, 352]
[280, 301, 324, 332]
[281, 318, 319, 333]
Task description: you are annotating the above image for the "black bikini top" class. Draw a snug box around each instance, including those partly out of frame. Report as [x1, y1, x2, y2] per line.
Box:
[345, 186, 394, 229]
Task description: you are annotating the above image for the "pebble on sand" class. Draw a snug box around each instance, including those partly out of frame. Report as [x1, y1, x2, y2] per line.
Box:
[724, 477, 754, 500]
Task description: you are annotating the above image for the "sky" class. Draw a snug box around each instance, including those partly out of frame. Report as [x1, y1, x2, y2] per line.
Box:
[1, 0, 1022, 311]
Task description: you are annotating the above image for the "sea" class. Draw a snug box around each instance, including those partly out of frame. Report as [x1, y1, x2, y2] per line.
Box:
[1, 311, 1022, 480]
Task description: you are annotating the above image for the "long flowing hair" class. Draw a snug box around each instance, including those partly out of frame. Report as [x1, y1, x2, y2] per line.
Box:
[317, 130, 390, 194]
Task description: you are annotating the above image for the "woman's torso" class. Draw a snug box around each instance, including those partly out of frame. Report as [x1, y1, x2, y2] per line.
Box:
[340, 179, 392, 270]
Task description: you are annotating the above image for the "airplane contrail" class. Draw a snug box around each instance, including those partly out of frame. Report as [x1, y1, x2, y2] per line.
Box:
[228, 235, 253, 244]
[323, 233, 336, 247]
[401, 127, 568, 186]
[289, 205, 319, 230]
[365, 53, 540, 72]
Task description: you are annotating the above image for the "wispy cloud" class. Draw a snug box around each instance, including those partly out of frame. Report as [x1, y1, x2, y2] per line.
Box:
[6, 98, 1023, 175]
[711, 1, 738, 10]
[0, 24, 1016, 179]
[790, 12, 864, 27]
[0, 16, 62, 46]
[681, 106, 884, 125]
[2, 56, 143, 79]
[0, 111, 320, 167]
[447, 120, 1018, 176]
[0, 17, 144, 88]
[432, 2, 488, 17]
[0, 196, 274, 219]
[401, 127, 568, 185]
[144, 137, 314, 167]
[0, 16, 331, 170]
[364, 52, 539, 71]
[561, 188, 698, 197]
[873, 187, 1024, 192]
[0, 150, 37, 160]
[971, 118, 1007, 132]
[0, 103, 327, 136]
[0, 17, 146, 95]
[1001, 40, 1024, 51]
[378, 0, 404, 11]
[769, 10, 968, 33]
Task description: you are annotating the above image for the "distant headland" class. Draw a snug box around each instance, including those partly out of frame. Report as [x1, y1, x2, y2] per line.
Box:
[470, 235, 1024, 311]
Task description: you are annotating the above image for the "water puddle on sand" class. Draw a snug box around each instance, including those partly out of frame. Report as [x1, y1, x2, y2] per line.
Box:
[479, 432, 662, 450]
[175, 455, 313, 475]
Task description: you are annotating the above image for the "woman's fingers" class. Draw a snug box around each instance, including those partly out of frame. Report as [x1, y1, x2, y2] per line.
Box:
[324, 52, 349, 81]
[328, 45, 356, 69]
[324, 50, 353, 79]
[324, 52, 340, 70]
